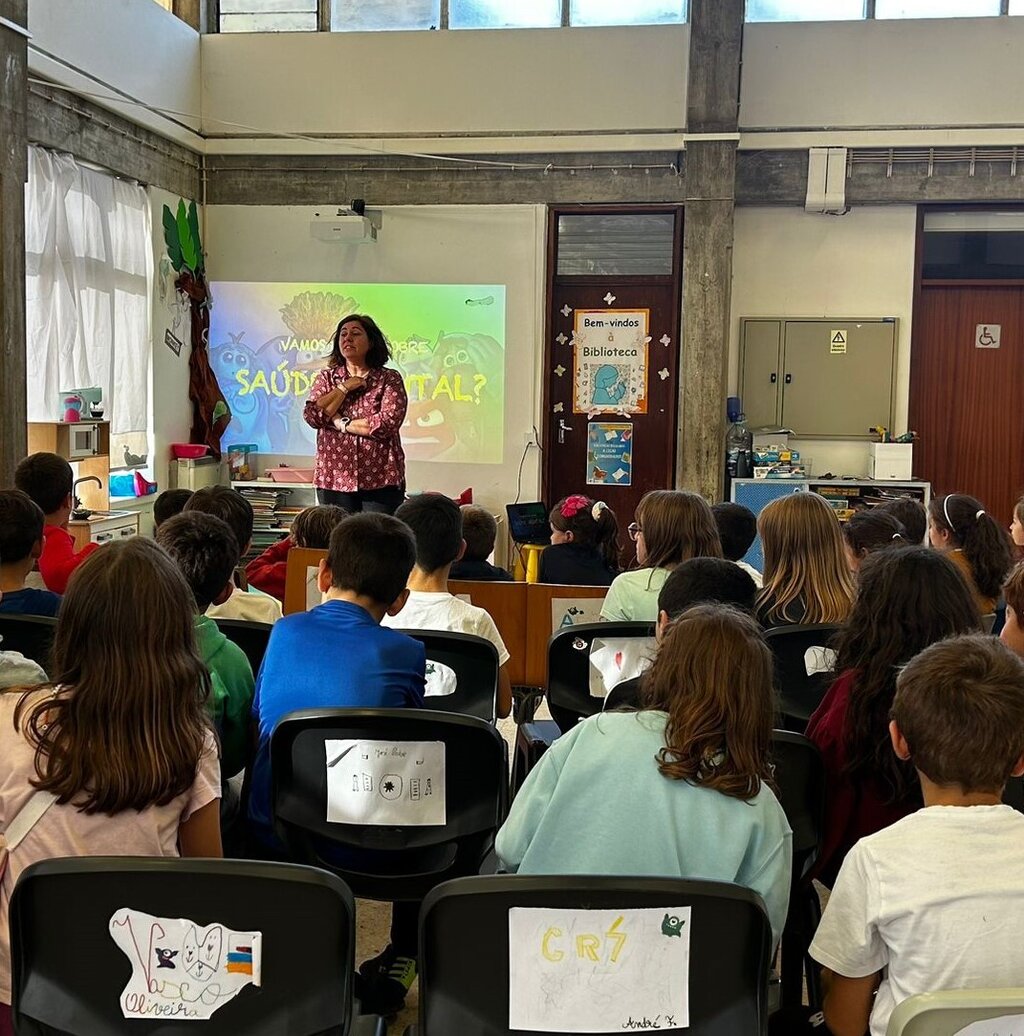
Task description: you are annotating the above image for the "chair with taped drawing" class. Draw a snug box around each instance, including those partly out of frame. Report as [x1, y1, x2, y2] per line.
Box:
[392, 630, 499, 724]
[8, 856, 385, 1035]
[270, 709, 509, 905]
[762, 624, 841, 729]
[405, 874, 773, 1036]
[547, 620, 657, 733]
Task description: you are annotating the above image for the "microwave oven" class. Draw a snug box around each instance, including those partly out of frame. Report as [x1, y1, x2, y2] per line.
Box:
[66, 422, 101, 459]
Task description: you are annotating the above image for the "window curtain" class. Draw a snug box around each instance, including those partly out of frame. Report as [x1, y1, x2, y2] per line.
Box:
[24, 145, 152, 436]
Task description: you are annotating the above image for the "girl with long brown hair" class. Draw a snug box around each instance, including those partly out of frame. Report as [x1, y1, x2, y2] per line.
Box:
[600, 490, 722, 621]
[757, 492, 855, 627]
[806, 546, 981, 887]
[0, 539, 222, 1026]
[497, 605, 792, 946]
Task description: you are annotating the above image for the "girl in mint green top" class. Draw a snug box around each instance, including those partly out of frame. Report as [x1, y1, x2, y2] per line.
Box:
[497, 604, 792, 946]
[601, 490, 723, 621]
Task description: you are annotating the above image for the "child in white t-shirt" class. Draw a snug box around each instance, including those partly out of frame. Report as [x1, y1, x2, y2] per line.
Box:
[810, 634, 1024, 1036]
[383, 494, 512, 717]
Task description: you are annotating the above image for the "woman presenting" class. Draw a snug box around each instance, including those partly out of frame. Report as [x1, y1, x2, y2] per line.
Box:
[304, 315, 408, 513]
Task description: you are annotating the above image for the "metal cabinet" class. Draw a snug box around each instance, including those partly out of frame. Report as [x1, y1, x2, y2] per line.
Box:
[738, 318, 898, 438]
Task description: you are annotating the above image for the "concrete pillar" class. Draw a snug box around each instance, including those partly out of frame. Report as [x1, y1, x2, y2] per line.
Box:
[0, 0, 28, 486]
[676, 0, 743, 500]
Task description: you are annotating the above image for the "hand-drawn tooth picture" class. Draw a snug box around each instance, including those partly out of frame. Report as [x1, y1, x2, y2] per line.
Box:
[325, 739, 446, 827]
[109, 908, 262, 1020]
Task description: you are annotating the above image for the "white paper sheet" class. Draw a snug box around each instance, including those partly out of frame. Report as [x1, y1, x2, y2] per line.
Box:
[509, 906, 691, 1033]
[424, 659, 457, 697]
[589, 637, 656, 697]
[109, 908, 261, 1021]
[551, 597, 605, 633]
[804, 645, 838, 676]
[954, 1016, 1024, 1036]
[325, 739, 446, 826]
[305, 566, 321, 610]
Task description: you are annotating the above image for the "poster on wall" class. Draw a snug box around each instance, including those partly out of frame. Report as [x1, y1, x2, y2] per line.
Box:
[586, 422, 633, 486]
[208, 282, 506, 464]
[572, 309, 649, 415]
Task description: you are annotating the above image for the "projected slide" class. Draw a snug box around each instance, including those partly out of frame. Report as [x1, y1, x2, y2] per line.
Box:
[208, 282, 506, 464]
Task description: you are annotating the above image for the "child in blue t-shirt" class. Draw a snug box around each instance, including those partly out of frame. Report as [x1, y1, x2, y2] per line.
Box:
[248, 511, 425, 1015]
[0, 490, 61, 618]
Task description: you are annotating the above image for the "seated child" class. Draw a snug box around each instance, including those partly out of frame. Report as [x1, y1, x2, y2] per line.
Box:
[156, 512, 255, 778]
[0, 490, 61, 617]
[712, 501, 762, 587]
[539, 495, 619, 587]
[14, 452, 99, 594]
[841, 508, 907, 572]
[245, 504, 348, 602]
[383, 494, 512, 718]
[811, 635, 1024, 1036]
[0, 539, 222, 1032]
[604, 557, 757, 711]
[806, 547, 981, 887]
[497, 604, 792, 948]
[449, 505, 512, 582]
[248, 513, 425, 1014]
[153, 488, 193, 529]
[877, 495, 927, 545]
[1000, 560, 1024, 658]
[602, 491, 722, 622]
[184, 486, 283, 624]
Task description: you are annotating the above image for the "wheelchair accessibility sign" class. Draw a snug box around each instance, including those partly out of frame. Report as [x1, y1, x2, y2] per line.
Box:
[976, 324, 1001, 349]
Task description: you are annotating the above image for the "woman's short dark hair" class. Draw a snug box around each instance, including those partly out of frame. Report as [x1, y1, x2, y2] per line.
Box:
[328, 315, 391, 369]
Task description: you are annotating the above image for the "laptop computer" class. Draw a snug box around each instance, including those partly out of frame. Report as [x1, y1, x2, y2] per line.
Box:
[506, 502, 550, 546]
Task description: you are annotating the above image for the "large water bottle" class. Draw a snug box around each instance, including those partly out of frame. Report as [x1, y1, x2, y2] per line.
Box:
[725, 413, 753, 486]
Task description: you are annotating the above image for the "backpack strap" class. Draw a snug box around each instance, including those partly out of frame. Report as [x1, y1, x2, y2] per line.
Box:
[1, 789, 58, 852]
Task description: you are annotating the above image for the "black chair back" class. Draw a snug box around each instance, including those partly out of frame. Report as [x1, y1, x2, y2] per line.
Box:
[1004, 776, 1024, 813]
[547, 620, 656, 733]
[762, 623, 841, 726]
[393, 629, 498, 723]
[10, 857, 360, 1036]
[212, 617, 273, 675]
[770, 730, 826, 1013]
[271, 708, 508, 901]
[0, 613, 56, 672]
[414, 875, 771, 1036]
[770, 731, 825, 882]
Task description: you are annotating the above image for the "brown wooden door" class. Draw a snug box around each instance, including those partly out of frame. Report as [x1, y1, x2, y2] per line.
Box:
[542, 208, 683, 550]
[909, 284, 1024, 523]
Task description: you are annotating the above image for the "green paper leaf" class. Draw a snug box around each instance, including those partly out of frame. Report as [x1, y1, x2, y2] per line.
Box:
[177, 200, 198, 271]
[212, 400, 230, 423]
[187, 201, 204, 272]
[162, 205, 183, 270]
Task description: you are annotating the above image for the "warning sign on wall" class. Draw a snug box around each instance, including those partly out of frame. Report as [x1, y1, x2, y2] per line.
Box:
[830, 329, 848, 354]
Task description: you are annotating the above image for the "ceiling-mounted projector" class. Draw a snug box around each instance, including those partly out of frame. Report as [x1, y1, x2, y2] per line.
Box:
[311, 200, 381, 243]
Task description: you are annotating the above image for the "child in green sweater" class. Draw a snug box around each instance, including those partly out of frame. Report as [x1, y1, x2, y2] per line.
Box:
[156, 512, 254, 778]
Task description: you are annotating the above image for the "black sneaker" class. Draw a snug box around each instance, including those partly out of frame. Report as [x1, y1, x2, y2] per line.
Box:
[356, 945, 417, 1016]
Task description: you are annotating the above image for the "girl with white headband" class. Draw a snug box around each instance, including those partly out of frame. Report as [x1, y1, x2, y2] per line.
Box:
[541, 494, 620, 586]
[928, 493, 1013, 617]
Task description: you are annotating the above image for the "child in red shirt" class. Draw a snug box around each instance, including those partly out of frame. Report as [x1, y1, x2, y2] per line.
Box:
[245, 504, 348, 601]
[14, 453, 99, 595]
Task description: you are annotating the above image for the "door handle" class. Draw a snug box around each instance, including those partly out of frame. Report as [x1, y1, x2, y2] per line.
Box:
[770, 373, 777, 384]
[558, 419, 573, 444]
[785, 373, 792, 384]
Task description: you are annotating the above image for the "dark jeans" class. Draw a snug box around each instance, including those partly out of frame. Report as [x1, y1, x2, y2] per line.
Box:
[389, 900, 420, 958]
[318, 486, 405, 515]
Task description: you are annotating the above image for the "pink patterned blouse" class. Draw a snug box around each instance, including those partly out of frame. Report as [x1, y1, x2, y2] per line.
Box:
[303, 364, 408, 493]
